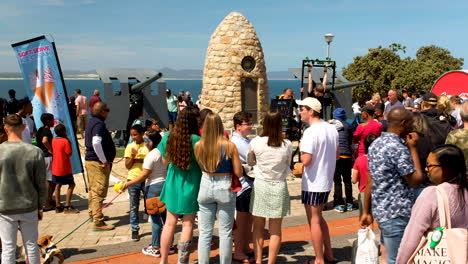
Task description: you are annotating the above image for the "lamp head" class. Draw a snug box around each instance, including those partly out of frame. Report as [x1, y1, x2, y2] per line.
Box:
[324, 33, 334, 44]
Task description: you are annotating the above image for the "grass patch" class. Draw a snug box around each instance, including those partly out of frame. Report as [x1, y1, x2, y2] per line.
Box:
[116, 147, 125, 158]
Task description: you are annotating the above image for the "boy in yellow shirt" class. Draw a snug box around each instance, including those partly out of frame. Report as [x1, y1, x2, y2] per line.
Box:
[124, 124, 149, 241]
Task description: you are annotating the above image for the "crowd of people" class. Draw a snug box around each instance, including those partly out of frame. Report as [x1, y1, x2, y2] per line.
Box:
[0, 82, 467, 264]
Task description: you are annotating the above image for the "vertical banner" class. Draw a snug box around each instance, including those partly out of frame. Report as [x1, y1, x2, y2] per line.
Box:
[12, 36, 83, 175]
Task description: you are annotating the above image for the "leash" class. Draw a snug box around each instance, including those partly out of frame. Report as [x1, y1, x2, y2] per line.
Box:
[54, 192, 122, 246]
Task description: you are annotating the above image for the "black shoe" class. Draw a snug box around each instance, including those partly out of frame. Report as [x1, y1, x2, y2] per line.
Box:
[132, 230, 139, 241]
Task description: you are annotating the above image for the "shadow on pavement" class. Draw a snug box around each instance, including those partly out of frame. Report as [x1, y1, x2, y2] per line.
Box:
[290, 245, 353, 264]
[62, 248, 98, 260]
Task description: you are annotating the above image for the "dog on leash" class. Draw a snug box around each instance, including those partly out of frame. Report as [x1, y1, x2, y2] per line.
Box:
[37, 235, 64, 264]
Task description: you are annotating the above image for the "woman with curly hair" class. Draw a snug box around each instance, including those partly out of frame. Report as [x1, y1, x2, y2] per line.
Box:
[158, 106, 201, 264]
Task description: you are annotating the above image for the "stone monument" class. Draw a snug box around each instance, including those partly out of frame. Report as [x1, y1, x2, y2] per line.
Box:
[200, 12, 269, 129]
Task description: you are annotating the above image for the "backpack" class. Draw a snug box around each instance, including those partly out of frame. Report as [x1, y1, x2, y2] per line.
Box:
[421, 109, 453, 146]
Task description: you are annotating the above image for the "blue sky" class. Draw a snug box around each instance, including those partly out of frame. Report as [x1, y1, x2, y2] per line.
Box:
[1, 0, 467, 72]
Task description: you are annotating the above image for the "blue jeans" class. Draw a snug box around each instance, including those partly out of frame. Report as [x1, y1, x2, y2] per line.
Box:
[146, 182, 166, 248]
[128, 181, 145, 232]
[197, 175, 236, 264]
[378, 216, 409, 264]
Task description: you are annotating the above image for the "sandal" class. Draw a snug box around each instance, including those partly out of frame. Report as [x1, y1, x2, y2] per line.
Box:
[168, 246, 177, 254]
[55, 206, 64, 213]
[232, 256, 253, 263]
[43, 206, 55, 212]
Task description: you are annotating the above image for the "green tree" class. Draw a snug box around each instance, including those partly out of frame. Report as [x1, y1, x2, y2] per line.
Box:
[343, 44, 463, 102]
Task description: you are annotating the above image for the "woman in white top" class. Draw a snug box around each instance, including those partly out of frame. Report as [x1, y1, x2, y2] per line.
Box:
[247, 111, 292, 264]
[123, 131, 173, 258]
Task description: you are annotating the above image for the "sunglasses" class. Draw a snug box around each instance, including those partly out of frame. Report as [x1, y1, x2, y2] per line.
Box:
[103, 108, 110, 112]
[426, 164, 442, 169]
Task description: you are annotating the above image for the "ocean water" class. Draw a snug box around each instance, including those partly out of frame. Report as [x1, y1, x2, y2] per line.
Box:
[0, 79, 301, 103]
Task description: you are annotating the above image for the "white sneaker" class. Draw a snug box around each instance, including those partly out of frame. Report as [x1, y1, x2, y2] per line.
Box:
[142, 245, 161, 257]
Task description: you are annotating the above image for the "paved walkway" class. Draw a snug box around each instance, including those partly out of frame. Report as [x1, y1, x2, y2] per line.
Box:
[14, 140, 378, 263]
[68, 216, 378, 264]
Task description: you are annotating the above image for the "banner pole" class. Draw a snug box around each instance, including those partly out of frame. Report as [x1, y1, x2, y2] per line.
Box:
[50, 39, 88, 193]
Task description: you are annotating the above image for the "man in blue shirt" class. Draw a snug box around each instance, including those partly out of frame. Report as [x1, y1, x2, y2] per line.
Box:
[85, 102, 116, 231]
[360, 107, 423, 264]
[384, 89, 404, 117]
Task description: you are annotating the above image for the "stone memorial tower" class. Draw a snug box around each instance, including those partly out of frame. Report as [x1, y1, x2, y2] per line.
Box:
[200, 12, 269, 129]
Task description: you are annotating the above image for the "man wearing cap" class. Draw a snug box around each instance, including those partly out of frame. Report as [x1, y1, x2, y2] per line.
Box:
[353, 105, 382, 157]
[296, 97, 338, 264]
[329, 108, 354, 213]
[420, 93, 453, 146]
[384, 89, 403, 117]
[165, 89, 178, 130]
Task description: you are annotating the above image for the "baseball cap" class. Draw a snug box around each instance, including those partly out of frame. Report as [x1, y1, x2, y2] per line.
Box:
[422, 92, 438, 105]
[166, 89, 171, 93]
[295, 97, 322, 113]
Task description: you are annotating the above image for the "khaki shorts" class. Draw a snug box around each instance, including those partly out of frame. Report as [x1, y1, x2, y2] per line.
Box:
[77, 114, 88, 133]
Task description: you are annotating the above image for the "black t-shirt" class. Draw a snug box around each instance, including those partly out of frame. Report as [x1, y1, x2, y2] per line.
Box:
[6, 98, 18, 115]
[36, 126, 53, 157]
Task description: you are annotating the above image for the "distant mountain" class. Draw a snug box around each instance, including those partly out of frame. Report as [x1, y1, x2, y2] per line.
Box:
[0, 68, 295, 80]
[267, 71, 296, 80]
[0, 72, 21, 78]
[158, 68, 203, 79]
[157, 68, 295, 79]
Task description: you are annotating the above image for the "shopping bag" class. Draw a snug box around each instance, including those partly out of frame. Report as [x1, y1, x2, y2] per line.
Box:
[407, 186, 467, 264]
[353, 227, 379, 264]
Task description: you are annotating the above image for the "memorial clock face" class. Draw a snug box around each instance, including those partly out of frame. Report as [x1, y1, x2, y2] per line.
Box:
[241, 56, 256, 72]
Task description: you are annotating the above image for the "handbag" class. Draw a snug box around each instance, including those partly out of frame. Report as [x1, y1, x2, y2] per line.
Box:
[407, 186, 467, 264]
[144, 196, 166, 215]
[231, 175, 242, 192]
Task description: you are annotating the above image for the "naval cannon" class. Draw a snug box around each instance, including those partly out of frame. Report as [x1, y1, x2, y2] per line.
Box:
[96, 69, 167, 145]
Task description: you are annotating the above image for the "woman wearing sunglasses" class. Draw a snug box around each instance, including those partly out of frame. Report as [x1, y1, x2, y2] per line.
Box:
[397, 144, 468, 263]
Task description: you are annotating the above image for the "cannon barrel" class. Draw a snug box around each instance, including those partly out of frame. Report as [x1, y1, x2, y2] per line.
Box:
[131, 72, 163, 93]
[328, 80, 367, 91]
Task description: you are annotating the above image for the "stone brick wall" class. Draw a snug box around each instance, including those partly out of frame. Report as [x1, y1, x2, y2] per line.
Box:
[201, 12, 269, 129]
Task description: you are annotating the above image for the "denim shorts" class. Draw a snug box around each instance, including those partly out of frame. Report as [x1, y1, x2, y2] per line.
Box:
[168, 112, 178, 122]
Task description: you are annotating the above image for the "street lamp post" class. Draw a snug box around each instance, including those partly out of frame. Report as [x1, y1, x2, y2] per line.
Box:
[324, 33, 334, 60]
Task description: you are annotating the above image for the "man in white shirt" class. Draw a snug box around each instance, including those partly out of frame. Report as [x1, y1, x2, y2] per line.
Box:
[449, 95, 463, 127]
[296, 97, 339, 264]
[16, 98, 34, 144]
[75, 89, 88, 139]
[230, 111, 255, 263]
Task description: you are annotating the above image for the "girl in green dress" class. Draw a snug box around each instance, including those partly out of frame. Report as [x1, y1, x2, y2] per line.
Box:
[158, 106, 201, 264]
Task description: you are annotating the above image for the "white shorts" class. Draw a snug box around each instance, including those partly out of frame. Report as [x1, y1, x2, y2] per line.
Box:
[44, 156, 53, 182]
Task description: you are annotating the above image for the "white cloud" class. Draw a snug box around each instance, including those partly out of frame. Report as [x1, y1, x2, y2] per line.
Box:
[38, 0, 96, 6]
[0, 4, 29, 19]
[81, 0, 96, 4]
[39, 0, 65, 6]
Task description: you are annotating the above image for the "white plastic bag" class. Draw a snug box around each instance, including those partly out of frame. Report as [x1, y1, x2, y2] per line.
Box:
[354, 227, 379, 264]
